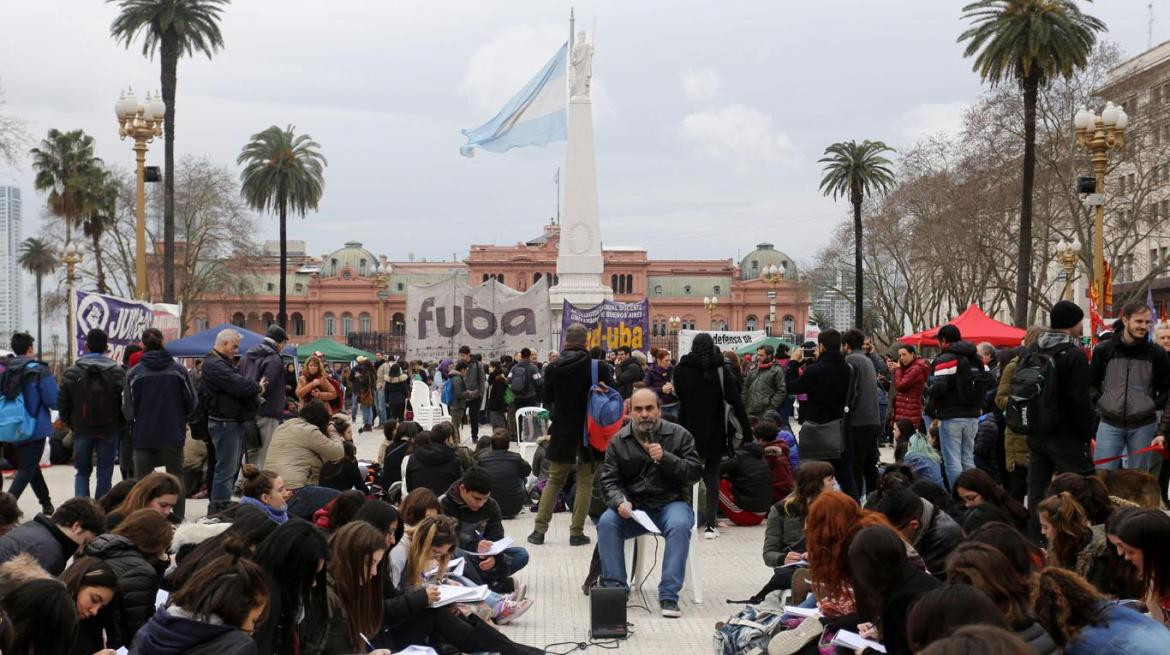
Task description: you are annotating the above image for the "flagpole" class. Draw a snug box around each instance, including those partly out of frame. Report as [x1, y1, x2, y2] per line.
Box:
[555, 167, 561, 225]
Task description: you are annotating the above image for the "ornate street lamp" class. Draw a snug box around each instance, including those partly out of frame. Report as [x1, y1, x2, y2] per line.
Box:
[1056, 238, 1082, 302]
[761, 263, 785, 336]
[1074, 102, 1127, 312]
[703, 295, 719, 328]
[115, 87, 165, 300]
[61, 242, 83, 365]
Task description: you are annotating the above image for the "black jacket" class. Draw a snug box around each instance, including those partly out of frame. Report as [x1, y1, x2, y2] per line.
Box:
[924, 341, 988, 420]
[381, 441, 410, 487]
[673, 353, 751, 462]
[131, 607, 256, 655]
[788, 351, 851, 424]
[124, 349, 197, 448]
[440, 481, 505, 551]
[199, 349, 260, 423]
[614, 359, 644, 399]
[476, 449, 532, 518]
[719, 442, 772, 513]
[598, 420, 703, 510]
[487, 375, 508, 412]
[238, 339, 286, 420]
[1035, 330, 1095, 446]
[406, 443, 463, 495]
[912, 498, 964, 579]
[85, 533, 164, 647]
[0, 514, 78, 576]
[867, 563, 942, 655]
[60, 354, 126, 434]
[543, 347, 614, 463]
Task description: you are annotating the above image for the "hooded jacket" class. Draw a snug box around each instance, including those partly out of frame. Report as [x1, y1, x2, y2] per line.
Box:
[1, 355, 57, 439]
[598, 419, 703, 510]
[1034, 330, 1095, 446]
[85, 533, 164, 645]
[264, 417, 345, 490]
[719, 442, 773, 513]
[924, 341, 989, 420]
[405, 442, 464, 495]
[893, 356, 931, 428]
[0, 552, 50, 601]
[614, 358, 644, 399]
[1090, 329, 1170, 428]
[199, 350, 260, 423]
[910, 498, 963, 578]
[384, 371, 410, 405]
[131, 606, 256, 655]
[60, 353, 125, 434]
[238, 338, 286, 419]
[124, 349, 197, 448]
[542, 347, 615, 463]
[673, 352, 752, 462]
[439, 480, 505, 552]
[0, 514, 80, 576]
[475, 449, 532, 518]
[744, 360, 786, 418]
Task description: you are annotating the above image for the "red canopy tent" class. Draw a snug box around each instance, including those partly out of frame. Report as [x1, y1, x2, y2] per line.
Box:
[898, 304, 1026, 348]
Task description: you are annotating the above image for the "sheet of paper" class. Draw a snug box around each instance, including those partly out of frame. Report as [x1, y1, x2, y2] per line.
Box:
[832, 629, 887, 653]
[425, 557, 465, 577]
[780, 560, 809, 569]
[432, 584, 491, 608]
[155, 588, 169, 608]
[629, 509, 661, 534]
[393, 646, 439, 655]
[782, 605, 822, 618]
[477, 536, 514, 556]
[115, 649, 129, 655]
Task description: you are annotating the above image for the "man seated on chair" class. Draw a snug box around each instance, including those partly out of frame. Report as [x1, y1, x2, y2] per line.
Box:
[597, 388, 703, 618]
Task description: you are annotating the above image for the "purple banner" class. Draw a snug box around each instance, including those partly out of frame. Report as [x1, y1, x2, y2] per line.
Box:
[561, 299, 649, 353]
[75, 290, 155, 364]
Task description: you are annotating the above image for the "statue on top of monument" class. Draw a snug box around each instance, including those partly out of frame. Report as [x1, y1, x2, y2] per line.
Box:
[570, 29, 593, 98]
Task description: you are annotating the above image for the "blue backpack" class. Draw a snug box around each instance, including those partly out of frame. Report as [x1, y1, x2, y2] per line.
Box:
[0, 360, 40, 443]
[584, 360, 625, 452]
[440, 376, 454, 406]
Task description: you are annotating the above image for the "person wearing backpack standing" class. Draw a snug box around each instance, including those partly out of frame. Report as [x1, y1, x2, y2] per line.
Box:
[123, 328, 196, 521]
[59, 328, 125, 499]
[0, 332, 57, 512]
[1024, 301, 1096, 540]
[924, 325, 991, 490]
[1089, 301, 1170, 473]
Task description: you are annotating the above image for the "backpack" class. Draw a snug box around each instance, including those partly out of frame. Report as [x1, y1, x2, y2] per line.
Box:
[713, 603, 787, 655]
[76, 365, 120, 433]
[1005, 346, 1062, 435]
[441, 376, 454, 406]
[0, 360, 41, 443]
[717, 366, 744, 452]
[509, 362, 535, 398]
[584, 360, 625, 452]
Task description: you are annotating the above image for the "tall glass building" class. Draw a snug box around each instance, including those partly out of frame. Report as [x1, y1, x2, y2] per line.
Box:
[0, 186, 22, 347]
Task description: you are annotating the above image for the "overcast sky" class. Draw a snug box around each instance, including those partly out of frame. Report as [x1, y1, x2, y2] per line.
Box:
[0, 0, 1159, 303]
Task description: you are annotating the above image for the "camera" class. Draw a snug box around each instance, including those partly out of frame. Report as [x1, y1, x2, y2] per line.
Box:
[801, 341, 817, 362]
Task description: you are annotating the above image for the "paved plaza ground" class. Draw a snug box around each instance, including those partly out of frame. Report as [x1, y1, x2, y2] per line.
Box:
[8, 426, 792, 655]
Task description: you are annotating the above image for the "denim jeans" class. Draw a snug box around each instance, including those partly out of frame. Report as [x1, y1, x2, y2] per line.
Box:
[501, 546, 529, 575]
[361, 404, 374, 429]
[246, 416, 280, 471]
[74, 432, 119, 498]
[375, 386, 387, 425]
[9, 438, 51, 508]
[209, 420, 244, 508]
[597, 501, 693, 602]
[1095, 421, 1158, 471]
[938, 417, 978, 489]
[287, 484, 341, 519]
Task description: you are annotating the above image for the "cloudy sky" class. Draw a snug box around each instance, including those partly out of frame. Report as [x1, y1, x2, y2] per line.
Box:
[0, 0, 1158, 294]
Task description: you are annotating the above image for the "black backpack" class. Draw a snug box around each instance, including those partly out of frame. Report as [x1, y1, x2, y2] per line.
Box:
[1005, 346, 1062, 434]
[509, 362, 536, 398]
[77, 365, 120, 432]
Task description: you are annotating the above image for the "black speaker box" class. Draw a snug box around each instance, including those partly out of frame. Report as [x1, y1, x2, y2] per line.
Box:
[589, 585, 629, 640]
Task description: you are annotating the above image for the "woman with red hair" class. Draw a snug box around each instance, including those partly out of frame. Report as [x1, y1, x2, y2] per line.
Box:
[805, 491, 898, 617]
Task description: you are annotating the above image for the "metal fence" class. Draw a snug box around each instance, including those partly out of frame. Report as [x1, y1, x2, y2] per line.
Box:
[347, 332, 406, 358]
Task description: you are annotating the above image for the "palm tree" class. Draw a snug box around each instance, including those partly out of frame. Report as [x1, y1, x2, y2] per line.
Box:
[108, 0, 229, 305]
[82, 169, 120, 294]
[819, 140, 896, 329]
[29, 129, 102, 247]
[959, 0, 1105, 326]
[238, 124, 327, 329]
[18, 238, 56, 361]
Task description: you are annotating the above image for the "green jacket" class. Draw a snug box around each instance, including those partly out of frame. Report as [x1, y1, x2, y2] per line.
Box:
[744, 362, 786, 418]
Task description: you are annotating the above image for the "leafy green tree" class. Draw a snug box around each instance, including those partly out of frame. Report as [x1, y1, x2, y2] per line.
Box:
[819, 140, 896, 329]
[959, 0, 1105, 326]
[18, 238, 57, 361]
[29, 129, 103, 247]
[82, 169, 121, 294]
[238, 125, 327, 329]
[108, 0, 229, 304]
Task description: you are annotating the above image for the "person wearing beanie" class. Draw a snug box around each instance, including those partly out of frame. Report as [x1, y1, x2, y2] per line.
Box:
[924, 324, 993, 490]
[238, 324, 289, 470]
[1024, 299, 1095, 540]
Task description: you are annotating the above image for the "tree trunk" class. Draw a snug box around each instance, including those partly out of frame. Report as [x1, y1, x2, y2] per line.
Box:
[1014, 75, 1040, 328]
[161, 33, 179, 304]
[92, 227, 108, 294]
[853, 190, 864, 329]
[35, 275, 42, 361]
[278, 203, 288, 329]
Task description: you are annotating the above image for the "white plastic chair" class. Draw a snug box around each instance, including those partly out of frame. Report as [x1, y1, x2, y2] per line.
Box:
[400, 455, 411, 495]
[410, 381, 442, 429]
[624, 484, 703, 604]
[514, 406, 546, 464]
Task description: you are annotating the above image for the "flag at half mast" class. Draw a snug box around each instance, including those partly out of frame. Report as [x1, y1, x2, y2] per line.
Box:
[460, 42, 568, 157]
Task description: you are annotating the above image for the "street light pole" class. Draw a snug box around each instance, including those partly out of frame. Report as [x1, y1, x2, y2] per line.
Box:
[761, 264, 783, 336]
[1057, 238, 1082, 302]
[61, 243, 82, 365]
[115, 88, 165, 301]
[1074, 102, 1127, 310]
[703, 295, 719, 329]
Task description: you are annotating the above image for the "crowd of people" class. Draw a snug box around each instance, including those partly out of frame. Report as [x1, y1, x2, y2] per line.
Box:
[0, 297, 1169, 653]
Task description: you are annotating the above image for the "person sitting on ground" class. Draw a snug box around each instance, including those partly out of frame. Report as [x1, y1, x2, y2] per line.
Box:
[319, 439, 369, 494]
[1037, 492, 1114, 595]
[380, 421, 420, 489]
[0, 578, 79, 655]
[762, 461, 835, 572]
[473, 435, 493, 461]
[264, 399, 346, 514]
[945, 542, 1059, 654]
[1113, 508, 1170, 627]
[847, 524, 942, 655]
[249, 519, 331, 655]
[953, 468, 1029, 533]
[432, 421, 474, 471]
[804, 491, 902, 617]
[322, 522, 395, 655]
[476, 429, 532, 518]
[873, 486, 962, 579]
[63, 556, 119, 655]
[917, 625, 1037, 655]
[0, 492, 20, 538]
[1046, 472, 1115, 526]
[439, 467, 530, 579]
[761, 410, 800, 472]
[907, 584, 1014, 653]
[406, 428, 465, 496]
[0, 498, 104, 576]
[312, 489, 367, 533]
[966, 520, 1048, 577]
[596, 388, 703, 619]
[235, 464, 291, 524]
[105, 472, 182, 530]
[84, 508, 174, 647]
[1031, 566, 1170, 655]
[717, 425, 777, 527]
[751, 419, 795, 504]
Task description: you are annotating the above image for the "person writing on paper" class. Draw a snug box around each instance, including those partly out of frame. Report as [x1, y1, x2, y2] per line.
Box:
[596, 388, 703, 619]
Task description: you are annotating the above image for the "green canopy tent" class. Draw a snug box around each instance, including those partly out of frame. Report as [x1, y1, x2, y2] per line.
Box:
[734, 336, 799, 357]
[294, 338, 375, 363]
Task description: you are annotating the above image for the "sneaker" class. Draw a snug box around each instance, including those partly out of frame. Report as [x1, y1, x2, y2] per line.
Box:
[767, 616, 824, 655]
[569, 533, 591, 546]
[660, 599, 681, 618]
[526, 531, 545, 545]
[511, 581, 528, 602]
[495, 598, 534, 625]
[704, 527, 719, 540]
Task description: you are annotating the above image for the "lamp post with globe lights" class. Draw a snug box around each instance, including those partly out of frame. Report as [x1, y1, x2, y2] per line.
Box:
[760, 263, 785, 335]
[703, 295, 719, 329]
[115, 88, 165, 300]
[1074, 102, 1127, 312]
[61, 243, 83, 365]
[1056, 238, 1082, 302]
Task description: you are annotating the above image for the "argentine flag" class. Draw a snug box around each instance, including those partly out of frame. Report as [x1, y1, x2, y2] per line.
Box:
[460, 42, 568, 157]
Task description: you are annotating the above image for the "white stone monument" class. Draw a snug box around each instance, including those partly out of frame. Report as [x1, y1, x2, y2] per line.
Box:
[549, 22, 613, 313]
